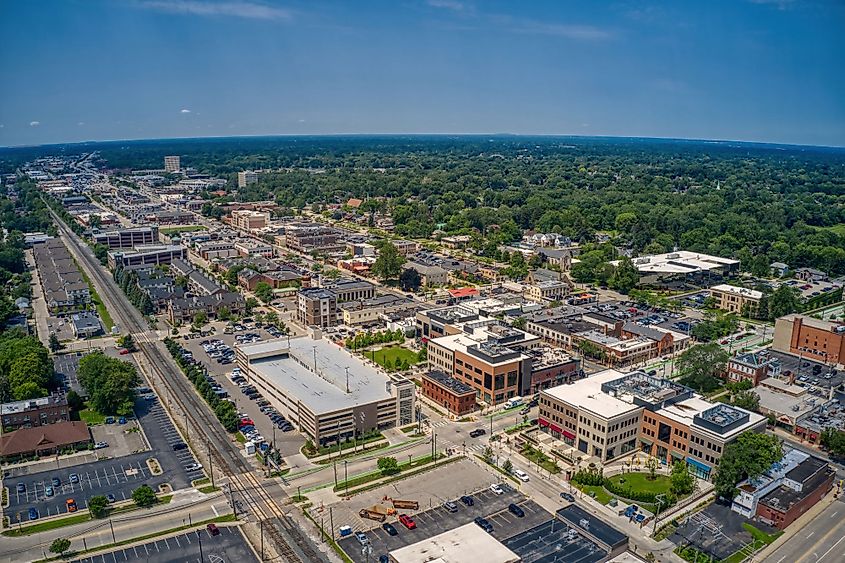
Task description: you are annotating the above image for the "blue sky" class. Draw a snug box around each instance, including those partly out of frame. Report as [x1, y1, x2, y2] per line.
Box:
[1, 0, 843, 147]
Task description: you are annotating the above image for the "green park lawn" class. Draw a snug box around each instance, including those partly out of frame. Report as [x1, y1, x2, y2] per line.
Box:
[605, 472, 674, 495]
[78, 406, 106, 426]
[367, 346, 419, 369]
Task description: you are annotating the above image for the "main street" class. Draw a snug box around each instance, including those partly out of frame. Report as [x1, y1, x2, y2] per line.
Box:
[45, 205, 327, 563]
[762, 497, 845, 563]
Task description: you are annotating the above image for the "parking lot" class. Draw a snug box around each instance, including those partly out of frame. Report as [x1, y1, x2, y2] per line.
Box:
[338, 484, 549, 563]
[179, 333, 305, 459]
[71, 525, 256, 563]
[53, 351, 87, 395]
[5, 397, 201, 521]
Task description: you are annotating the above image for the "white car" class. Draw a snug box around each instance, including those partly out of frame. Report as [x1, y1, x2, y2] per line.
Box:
[185, 463, 203, 472]
[514, 469, 530, 482]
[490, 483, 504, 495]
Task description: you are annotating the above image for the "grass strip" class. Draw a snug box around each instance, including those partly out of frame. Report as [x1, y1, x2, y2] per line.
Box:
[474, 454, 520, 483]
[300, 506, 353, 563]
[345, 456, 461, 496]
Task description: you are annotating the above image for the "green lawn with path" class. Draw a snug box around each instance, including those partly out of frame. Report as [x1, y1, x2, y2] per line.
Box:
[606, 472, 673, 495]
[366, 346, 419, 369]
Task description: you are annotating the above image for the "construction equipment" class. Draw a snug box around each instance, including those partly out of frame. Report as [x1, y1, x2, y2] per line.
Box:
[358, 504, 395, 521]
[391, 499, 419, 510]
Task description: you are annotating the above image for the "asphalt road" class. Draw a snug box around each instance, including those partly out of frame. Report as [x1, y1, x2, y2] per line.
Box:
[763, 497, 845, 563]
[71, 525, 257, 563]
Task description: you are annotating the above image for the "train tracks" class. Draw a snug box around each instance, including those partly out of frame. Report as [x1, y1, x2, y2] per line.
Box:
[47, 207, 326, 563]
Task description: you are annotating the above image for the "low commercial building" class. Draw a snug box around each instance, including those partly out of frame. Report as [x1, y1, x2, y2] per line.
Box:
[234, 240, 274, 258]
[731, 449, 834, 530]
[0, 421, 91, 461]
[297, 288, 338, 327]
[1, 395, 70, 431]
[93, 226, 159, 249]
[144, 210, 195, 225]
[772, 314, 845, 367]
[611, 251, 740, 286]
[107, 244, 186, 269]
[525, 280, 570, 303]
[235, 337, 415, 446]
[404, 261, 449, 287]
[284, 224, 343, 253]
[421, 370, 477, 416]
[196, 241, 240, 260]
[324, 279, 376, 302]
[71, 311, 102, 337]
[709, 284, 763, 315]
[539, 369, 766, 473]
[340, 294, 418, 327]
[389, 522, 520, 563]
[727, 352, 781, 386]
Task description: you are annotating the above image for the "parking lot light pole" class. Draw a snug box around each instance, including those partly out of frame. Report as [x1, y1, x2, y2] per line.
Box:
[344, 461, 348, 495]
[207, 439, 214, 487]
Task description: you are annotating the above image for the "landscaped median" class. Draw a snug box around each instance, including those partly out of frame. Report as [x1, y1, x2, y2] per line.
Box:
[332, 453, 451, 494]
[301, 431, 387, 460]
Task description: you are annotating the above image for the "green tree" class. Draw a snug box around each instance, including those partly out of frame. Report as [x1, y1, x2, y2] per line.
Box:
[131, 484, 158, 508]
[254, 281, 274, 303]
[117, 333, 136, 352]
[371, 241, 405, 280]
[88, 495, 109, 518]
[645, 456, 659, 480]
[78, 352, 139, 415]
[676, 343, 728, 393]
[714, 432, 782, 499]
[732, 389, 760, 411]
[820, 428, 845, 457]
[244, 297, 259, 314]
[768, 285, 800, 320]
[377, 456, 401, 475]
[13, 381, 47, 400]
[399, 267, 422, 291]
[511, 317, 527, 330]
[49, 538, 71, 558]
[48, 333, 62, 352]
[217, 306, 231, 321]
[66, 390, 84, 412]
[608, 257, 640, 294]
[192, 311, 208, 328]
[502, 459, 513, 473]
[482, 445, 494, 464]
[417, 346, 428, 363]
[670, 460, 695, 495]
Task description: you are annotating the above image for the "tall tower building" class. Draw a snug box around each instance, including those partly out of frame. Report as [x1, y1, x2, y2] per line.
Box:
[164, 155, 181, 172]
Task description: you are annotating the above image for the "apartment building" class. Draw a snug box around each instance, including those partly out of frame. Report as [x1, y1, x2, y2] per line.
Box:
[164, 155, 180, 172]
[539, 370, 766, 475]
[168, 292, 245, 324]
[297, 288, 338, 327]
[196, 241, 240, 260]
[33, 238, 91, 315]
[284, 224, 343, 253]
[237, 170, 258, 188]
[0, 395, 70, 431]
[710, 284, 763, 315]
[231, 209, 270, 231]
[773, 314, 845, 366]
[404, 261, 449, 286]
[93, 226, 159, 249]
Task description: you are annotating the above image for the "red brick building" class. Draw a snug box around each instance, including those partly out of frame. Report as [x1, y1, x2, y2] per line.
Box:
[755, 456, 835, 529]
[422, 370, 477, 416]
[773, 314, 845, 366]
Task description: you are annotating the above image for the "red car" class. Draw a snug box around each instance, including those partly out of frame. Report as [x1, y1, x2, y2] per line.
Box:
[398, 514, 416, 530]
[206, 523, 220, 536]
[239, 418, 254, 427]
[119, 349, 129, 355]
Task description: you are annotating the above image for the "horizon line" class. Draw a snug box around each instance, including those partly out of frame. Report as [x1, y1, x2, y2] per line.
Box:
[2, 132, 844, 152]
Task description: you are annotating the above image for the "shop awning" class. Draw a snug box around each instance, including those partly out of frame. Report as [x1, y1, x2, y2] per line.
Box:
[539, 418, 550, 428]
[640, 437, 653, 446]
[563, 430, 576, 440]
[549, 423, 563, 434]
[686, 457, 711, 472]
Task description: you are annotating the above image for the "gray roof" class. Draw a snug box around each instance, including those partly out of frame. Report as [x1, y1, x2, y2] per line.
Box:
[240, 338, 395, 415]
[622, 322, 670, 341]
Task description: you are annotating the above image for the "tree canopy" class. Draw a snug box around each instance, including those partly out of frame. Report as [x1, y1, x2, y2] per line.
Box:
[77, 352, 140, 416]
[676, 343, 728, 393]
[714, 432, 782, 499]
[371, 241, 405, 280]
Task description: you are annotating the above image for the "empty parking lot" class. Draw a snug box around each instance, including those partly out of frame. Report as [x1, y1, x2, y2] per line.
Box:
[71, 525, 256, 563]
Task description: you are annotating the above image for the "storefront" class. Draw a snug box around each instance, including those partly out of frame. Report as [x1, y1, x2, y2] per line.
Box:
[686, 456, 712, 480]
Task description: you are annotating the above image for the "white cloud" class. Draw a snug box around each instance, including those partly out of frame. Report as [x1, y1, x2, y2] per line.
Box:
[29, 121, 40, 127]
[140, 0, 292, 20]
[181, 108, 192, 113]
[427, 0, 466, 12]
[506, 19, 611, 40]
[78, 122, 86, 126]
[297, 118, 306, 123]
[748, 0, 795, 10]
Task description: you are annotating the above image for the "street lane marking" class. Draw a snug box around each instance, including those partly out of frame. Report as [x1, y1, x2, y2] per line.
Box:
[212, 504, 219, 516]
[817, 535, 845, 562]
[807, 531, 815, 538]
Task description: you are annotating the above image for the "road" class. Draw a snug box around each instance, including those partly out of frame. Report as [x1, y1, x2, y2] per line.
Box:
[46, 205, 326, 563]
[763, 497, 845, 563]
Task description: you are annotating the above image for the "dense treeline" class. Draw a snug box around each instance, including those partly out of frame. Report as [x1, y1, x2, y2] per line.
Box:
[3, 136, 845, 274]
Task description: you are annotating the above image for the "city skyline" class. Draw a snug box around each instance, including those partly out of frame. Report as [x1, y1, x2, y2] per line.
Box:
[1, 0, 844, 147]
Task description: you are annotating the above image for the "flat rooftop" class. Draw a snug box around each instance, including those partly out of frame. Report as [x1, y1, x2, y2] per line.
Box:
[612, 251, 738, 274]
[503, 519, 607, 563]
[389, 522, 520, 563]
[423, 370, 476, 396]
[542, 369, 640, 419]
[238, 338, 396, 415]
[710, 284, 763, 300]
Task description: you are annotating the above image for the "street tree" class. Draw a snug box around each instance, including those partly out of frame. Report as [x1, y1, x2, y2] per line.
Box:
[371, 242, 405, 280]
[676, 343, 728, 393]
[131, 484, 158, 508]
[768, 285, 800, 320]
[254, 281, 274, 303]
[48, 333, 62, 352]
[377, 456, 401, 475]
[50, 538, 71, 558]
[714, 432, 782, 499]
[399, 267, 421, 291]
[670, 461, 695, 495]
[88, 495, 109, 518]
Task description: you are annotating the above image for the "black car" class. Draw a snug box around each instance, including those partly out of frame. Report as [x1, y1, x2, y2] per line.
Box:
[469, 429, 486, 438]
[560, 492, 576, 502]
[379, 556, 389, 563]
[172, 442, 188, 451]
[382, 523, 398, 536]
[473, 517, 493, 533]
[508, 503, 525, 517]
[460, 495, 474, 506]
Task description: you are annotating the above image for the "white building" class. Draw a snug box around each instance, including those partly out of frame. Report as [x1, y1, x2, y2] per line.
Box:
[237, 170, 258, 188]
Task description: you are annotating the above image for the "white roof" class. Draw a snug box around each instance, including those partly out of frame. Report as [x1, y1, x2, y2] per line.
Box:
[389, 523, 520, 563]
[542, 369, 641, 419]
[710, 284, 763, 300]
[612, 251, 739, 274]
[239, 337, 395, 415]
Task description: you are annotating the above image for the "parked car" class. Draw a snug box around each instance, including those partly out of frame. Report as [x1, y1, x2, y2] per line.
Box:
[460, 495, 474, 506]
[66, 499, 78, 513]
[45, 485, 54, 497]
[560, 492, 576, 502]
[473, 517, 493, 533]
[28, 507, 39, 520]
[490, 483, 504, 495]
[206, 523, 220, 536]
[185, 463, 203, 472]
[94, 441, 109, 449]
[105, 417, 115, 424]
[107, 494, 116, 503]
[508, 503, 525, 517]
[443, 501, 458, 513]
[379, 556, 389, 563]
[398, 514, 416, 529]
[354, 531, 369, 546]
[16, 483, 25, 493]
[382, 523, 398, 536]
[69, 473, 79, 484]
[514, 469, 530, 482]
[172, 442, 188, 451]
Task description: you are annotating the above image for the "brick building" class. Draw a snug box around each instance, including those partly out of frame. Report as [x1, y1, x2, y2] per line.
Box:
[422, 370, 477, 416]
[726, 352, 781, 386]
[773, 314, 845, 366]
[1, 395, 70, 431]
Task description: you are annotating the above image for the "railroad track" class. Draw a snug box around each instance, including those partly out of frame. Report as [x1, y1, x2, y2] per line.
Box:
[47, 206, 326, 563]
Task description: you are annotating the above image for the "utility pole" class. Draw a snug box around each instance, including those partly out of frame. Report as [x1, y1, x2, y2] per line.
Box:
[344, 461, 349, 495]
[198, 528, 204, 563]
[260, 519, 264, 561]
[653, 493, 666, 535]
[330, 507, 335, 542]
[333, 460, 338, 487]
[109, 518, 116, 543]
[207, 439, 214, 487]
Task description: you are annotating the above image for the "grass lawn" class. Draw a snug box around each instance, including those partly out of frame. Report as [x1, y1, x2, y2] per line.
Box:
[606, 472, 673, 495]
[719, 525, 783, 563]
[3, 512, 92, 536]
[815, 223, 845, 237]
[78, 406, 106, 426]
[160, 225, 208, 235]
[366, 346, 419, 369]
[573, 483, 614, 505]
[520, 447, 561, 474]
[333, 454, 439, 492]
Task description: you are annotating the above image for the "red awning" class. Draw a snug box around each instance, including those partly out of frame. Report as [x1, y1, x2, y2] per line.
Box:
[549, 423, 563, 434]
[563, 430, 576, 440]
[539, 418, 550, 427]
[448, 287, 479, 298]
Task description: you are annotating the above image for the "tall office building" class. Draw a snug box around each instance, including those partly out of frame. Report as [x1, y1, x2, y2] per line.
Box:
[164, 155, 181, 172]
[238, 170, 258, 188]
